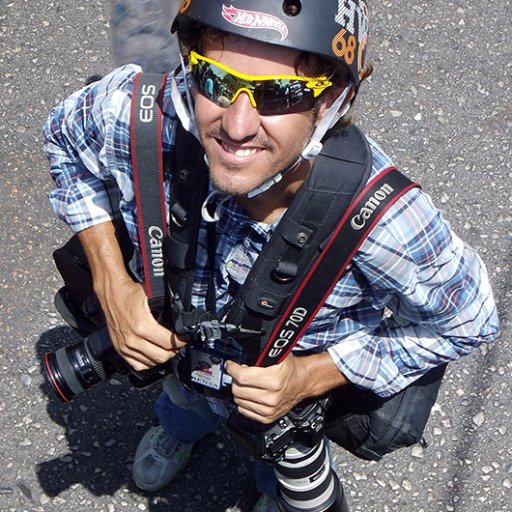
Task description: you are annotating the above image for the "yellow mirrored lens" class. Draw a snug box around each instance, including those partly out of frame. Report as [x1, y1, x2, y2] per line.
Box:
[190, 51, 332, 89]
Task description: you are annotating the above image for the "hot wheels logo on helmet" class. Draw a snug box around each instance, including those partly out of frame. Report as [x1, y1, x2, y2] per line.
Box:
[221, 4, 289, 41]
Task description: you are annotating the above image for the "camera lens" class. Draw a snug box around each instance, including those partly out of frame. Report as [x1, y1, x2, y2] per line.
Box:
[43, 336, 107, 402]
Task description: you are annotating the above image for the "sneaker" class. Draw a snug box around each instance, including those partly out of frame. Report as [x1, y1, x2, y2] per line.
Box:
[253, 494, 280, 512]
[132, 425, 193, 492]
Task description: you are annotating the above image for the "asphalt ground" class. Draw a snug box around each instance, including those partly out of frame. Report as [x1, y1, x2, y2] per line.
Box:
[0, 1, 510, 511]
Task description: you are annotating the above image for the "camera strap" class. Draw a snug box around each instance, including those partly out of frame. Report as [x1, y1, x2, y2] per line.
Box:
[131, 72, 170, 313]
[130, 73, 167, 312]
[223, 130, 418, 366]
[132, 72, 211, 326]
[244, 165, 418, 367]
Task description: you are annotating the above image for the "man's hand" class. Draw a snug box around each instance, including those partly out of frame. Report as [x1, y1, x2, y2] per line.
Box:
[78, 222, 188, 371]
[98, 277, 187, 371]
[225, 353, 348, 424]
[225, 356, 310, 424]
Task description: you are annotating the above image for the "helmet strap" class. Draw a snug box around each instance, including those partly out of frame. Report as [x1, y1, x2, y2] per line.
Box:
[246, 163, 291, 199]
[170, 51, 200, 139]
[301, 85, 354, 160]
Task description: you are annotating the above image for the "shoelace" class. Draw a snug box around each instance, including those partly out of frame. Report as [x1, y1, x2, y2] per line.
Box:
[154, 431, 187, 458]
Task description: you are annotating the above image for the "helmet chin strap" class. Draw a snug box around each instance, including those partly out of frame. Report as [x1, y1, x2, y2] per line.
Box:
[170, 51, 200, 139]
[170, 57, 355, 200]
[246, 85, 355, 199]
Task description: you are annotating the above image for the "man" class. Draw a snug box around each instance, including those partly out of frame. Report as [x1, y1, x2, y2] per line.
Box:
[43, 1, 499, 511]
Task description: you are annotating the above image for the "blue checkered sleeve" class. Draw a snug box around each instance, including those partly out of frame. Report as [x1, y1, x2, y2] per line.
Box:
[324, 186, 499, 395]
[44, 65, 142, 236]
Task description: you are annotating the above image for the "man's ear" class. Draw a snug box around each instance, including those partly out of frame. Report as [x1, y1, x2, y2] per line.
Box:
[316, 85, 355, 124]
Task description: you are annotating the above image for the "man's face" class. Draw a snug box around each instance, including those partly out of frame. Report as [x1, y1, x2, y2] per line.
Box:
[192, 36, 329, 198]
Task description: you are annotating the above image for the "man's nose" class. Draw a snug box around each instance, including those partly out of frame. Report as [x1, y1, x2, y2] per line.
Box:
[221, 92, 261, 141]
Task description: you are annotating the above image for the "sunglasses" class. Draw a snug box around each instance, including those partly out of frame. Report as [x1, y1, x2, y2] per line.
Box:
[188, 50, 333, 115]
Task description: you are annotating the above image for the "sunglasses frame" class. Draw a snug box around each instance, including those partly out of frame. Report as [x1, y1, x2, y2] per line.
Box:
[188, 50, 334, 115]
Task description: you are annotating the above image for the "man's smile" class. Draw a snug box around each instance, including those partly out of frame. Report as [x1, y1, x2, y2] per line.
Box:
[218, 139, 262, 159]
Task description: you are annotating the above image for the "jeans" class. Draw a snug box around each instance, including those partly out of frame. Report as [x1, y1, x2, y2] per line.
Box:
[155, 376, 278, 497]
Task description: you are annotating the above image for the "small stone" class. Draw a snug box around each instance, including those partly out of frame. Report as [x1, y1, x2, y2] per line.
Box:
[402, 480, 413, 491]
[389, 481, 400, 491]
[40, 493, 51, 505]
[411, 445, 425, 458]
[472, 411, 485, 427]
[20, 373, 32, 386]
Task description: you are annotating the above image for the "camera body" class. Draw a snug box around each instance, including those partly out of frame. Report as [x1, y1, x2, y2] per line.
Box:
[226, 396, 331, 462]
[43, 325, 330, 463]
[43, 292, 330, 464]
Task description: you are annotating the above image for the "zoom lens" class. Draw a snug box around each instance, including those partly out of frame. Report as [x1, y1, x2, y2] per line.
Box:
[43, 327, 129, 402]
[43, 337, 107, 402]
[43, 326, 180, 402]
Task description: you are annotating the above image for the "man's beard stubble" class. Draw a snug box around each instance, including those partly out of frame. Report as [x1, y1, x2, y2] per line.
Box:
[203, 124, 311, 197]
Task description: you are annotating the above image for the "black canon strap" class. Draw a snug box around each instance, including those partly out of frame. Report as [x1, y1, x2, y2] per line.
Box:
[225, 139, 418, 366]
[225, 126, 372, 337]
[223, 126, 413, 365]
[131, 72, 211, 328]
[165, 123, 210, 311]
[253, 166, 417, 367]
[131, 72, 169, 312]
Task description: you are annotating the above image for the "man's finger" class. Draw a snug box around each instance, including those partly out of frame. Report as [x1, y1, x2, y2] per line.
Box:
[225, 360, 280, 389]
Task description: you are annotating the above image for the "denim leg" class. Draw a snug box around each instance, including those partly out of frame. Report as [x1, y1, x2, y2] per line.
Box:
[154, 376, 223, 444]
[255, 459, 278, 498]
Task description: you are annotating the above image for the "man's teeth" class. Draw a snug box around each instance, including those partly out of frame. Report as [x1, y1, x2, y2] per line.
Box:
[222, 142, 258, 157]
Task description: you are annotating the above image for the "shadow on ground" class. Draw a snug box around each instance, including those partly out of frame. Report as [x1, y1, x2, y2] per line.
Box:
[35, 326, 259, 511]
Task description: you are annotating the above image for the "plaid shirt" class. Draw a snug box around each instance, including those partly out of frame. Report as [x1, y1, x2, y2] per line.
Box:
[43, 65, 499, 397]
